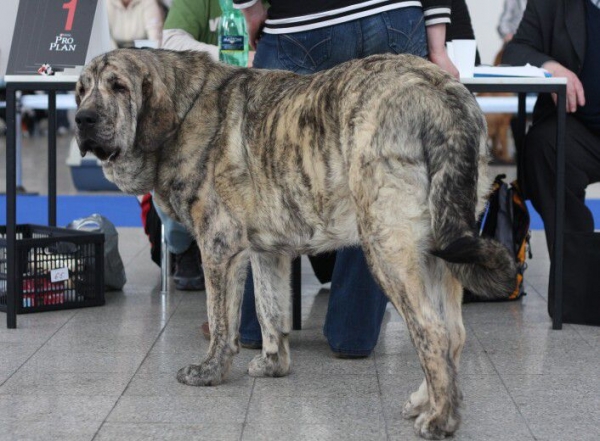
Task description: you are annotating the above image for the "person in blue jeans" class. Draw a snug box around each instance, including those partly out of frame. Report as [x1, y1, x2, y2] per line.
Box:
[234, 0, 459, 357]
[153, 201, 205, 291]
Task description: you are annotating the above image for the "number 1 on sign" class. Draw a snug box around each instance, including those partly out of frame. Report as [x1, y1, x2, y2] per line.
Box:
[62, 0, 78, 31]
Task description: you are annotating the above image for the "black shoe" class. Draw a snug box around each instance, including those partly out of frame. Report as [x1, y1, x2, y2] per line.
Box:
[173, 244, 205, 291]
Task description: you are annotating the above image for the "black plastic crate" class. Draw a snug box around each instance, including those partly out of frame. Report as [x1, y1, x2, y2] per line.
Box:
[0, 224, 105, 314]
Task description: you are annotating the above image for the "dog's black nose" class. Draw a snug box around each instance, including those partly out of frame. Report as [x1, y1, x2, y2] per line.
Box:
[75, 109, 98, 129]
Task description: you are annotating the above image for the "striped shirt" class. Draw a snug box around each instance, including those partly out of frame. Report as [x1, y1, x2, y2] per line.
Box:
[233, 0, 451, 34]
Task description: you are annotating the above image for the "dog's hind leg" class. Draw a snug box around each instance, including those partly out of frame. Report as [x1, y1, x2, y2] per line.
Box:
[247, 252, 292, 377]
[402, 256, 465, 433]
[177, 250, 249, 386]
[351, 163, 461, 439]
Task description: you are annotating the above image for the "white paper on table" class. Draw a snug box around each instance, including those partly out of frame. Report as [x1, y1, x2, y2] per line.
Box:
[473, 64, 551, 78]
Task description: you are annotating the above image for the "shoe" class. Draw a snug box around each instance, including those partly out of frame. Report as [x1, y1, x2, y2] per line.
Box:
[240, 340, 262, 350]
[332, 351, 370, 359]
[200, 321, 262, 349]
[173, 244, 205, 291]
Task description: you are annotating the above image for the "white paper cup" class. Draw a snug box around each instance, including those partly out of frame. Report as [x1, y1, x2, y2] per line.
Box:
[451, 39, 477, 78]
[446, 42, 455, 64]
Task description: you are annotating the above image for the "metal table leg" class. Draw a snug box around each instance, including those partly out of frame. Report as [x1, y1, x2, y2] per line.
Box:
[6, 85, 18, 329]
[292, 257, 301, 330]
[552, 87, 567, 330]
[48, 91, 57, 226]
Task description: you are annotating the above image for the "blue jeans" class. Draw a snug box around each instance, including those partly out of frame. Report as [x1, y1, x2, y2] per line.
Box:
[240, 8, 428, 353]
[152, 199, 194, 255]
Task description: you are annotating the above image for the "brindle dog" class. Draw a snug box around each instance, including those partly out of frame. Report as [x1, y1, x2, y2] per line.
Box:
[75, 48, 515, 439]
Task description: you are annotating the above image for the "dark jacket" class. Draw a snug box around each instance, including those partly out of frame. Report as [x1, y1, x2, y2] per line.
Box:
[502, 0, 587, 122]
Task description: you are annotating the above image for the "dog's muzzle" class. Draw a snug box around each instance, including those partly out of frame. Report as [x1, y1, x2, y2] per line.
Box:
[75, 109, 120, 161]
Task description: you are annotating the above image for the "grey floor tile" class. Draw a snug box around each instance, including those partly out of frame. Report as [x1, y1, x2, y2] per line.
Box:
[95, 422, 243, 441]
[63, 304, 173, 325]
[463, 296, 551, 328]
[41, 330, 158, 354]
[291, 350, 376, 375]
[503, 374, 600, 441]
[472, 324, 597, 376]
[149, 326, 210, 355]
[0, 327, 58, 345]
[524, 276, 549, 299]
[247, 394, 385, 429]
[21, 347, 146, 374]
[0, 370, 13, 386]
[572, 323, 600, 346]
[0, 394, 118, 422]
[107, 396, 248, 424]
[0, 370, 133, 396]
[252, 372, 379, 398]
[0, 420, 99, 441]
[58, 315, 167, 336]
[1, 310, 77, 327]
[0, 343, 40, 373]
[242, 422, 387, 441]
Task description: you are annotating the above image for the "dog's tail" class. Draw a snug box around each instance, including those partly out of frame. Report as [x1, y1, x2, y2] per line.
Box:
[431, 236, 516, 299]
[427, 94, 516, 299]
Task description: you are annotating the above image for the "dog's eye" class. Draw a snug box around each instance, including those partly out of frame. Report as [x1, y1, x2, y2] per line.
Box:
[112, 83, 128, 93]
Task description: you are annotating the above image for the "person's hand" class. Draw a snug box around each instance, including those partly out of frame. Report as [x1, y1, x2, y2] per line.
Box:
[503, 33, 514, 43]
[242, 1, 267, 50]
[429, 50, 460, 79]
[542, 61, 585, 113]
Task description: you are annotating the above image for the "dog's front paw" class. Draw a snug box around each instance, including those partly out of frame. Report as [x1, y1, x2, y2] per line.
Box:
[402, 397, 428, 420]
[248, 353, 290, 377]
[414, 410, 459, 440]
[177, 362, 224, 386]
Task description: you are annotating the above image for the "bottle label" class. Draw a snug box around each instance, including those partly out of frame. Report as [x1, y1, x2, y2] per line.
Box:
[220, 35, 244, 51]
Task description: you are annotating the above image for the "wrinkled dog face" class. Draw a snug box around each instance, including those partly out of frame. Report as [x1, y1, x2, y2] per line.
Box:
[74, 50, 176, 194]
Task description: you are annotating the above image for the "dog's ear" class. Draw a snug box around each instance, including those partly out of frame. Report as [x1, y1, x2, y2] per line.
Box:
[135, 74, 179, 152]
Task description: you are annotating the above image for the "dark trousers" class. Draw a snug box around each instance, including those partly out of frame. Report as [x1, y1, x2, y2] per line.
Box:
[525, 113, 600, 252]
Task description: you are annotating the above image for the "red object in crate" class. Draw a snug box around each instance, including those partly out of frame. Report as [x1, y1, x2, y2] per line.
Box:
[22, 277, 65, 308]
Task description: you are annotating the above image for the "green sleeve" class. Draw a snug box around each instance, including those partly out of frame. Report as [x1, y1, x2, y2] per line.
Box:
[164, 0, 221, 46]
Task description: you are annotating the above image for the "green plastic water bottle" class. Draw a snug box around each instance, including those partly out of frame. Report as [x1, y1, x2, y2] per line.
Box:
[218, 0, 249, 67]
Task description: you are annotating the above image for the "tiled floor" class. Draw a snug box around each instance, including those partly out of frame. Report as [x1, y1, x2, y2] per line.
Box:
[1, 131, 600, 440]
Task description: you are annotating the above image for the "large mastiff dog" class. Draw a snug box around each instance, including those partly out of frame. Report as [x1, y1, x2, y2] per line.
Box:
[75, 49, 515, 439]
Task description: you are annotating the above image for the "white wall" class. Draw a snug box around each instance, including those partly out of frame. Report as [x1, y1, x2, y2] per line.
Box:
[466, 0, 505, 66]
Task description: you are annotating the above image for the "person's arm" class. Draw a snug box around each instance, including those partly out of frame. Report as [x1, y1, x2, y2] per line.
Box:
[162, 29, 219, 59]
[233, 0, 267, 50]
[420, 1, 459, 78]
[162, 0, 219, 59]
[503, 0, 584, 112]
[427, 23, 459, 79]
[142, 0, 164, 45]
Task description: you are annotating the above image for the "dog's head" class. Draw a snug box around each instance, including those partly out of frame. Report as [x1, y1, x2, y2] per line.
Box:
[75, 49, 178, 193]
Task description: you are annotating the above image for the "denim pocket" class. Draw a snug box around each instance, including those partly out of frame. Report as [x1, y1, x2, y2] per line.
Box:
[277, 28, 333, 73]
[382, 9, 427, 57]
